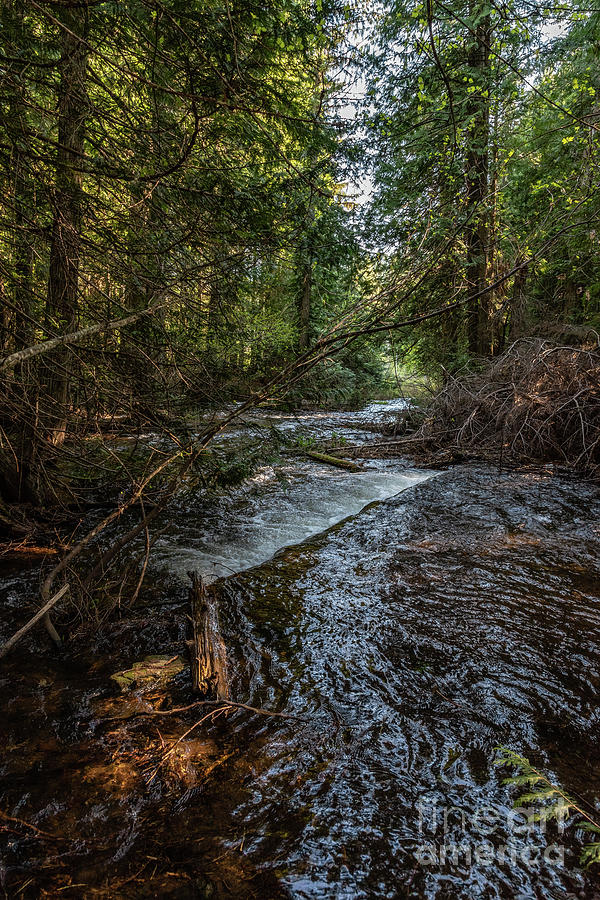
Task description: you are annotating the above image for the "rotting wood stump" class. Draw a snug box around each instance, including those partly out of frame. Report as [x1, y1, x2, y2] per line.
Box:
[188, 572, 229, 700]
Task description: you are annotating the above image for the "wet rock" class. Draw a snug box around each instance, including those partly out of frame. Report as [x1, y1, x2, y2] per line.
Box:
[110, 654, 186, 691]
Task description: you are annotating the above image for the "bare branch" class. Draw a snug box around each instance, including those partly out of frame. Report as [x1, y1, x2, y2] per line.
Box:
[0, 305, 164, 374]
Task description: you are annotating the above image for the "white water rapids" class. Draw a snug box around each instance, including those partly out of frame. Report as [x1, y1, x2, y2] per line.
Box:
[153, 398, 435, 580]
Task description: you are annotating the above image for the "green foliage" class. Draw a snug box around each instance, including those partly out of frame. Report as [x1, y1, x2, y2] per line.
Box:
[287, 344, 389, 407]
[361, 0, 600, 374]
[495, 747, 600, 868]
[294, 434, 318, 449]
[580, 826, 600, 868]
[195, 443, 276, 489]
[2, 0, 600, 507]
[0, 0, 392, 511]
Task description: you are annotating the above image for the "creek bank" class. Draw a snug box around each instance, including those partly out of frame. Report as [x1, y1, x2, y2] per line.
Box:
[395, 340, 600, 477]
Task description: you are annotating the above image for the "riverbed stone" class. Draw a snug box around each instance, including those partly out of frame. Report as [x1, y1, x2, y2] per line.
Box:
[110, 654, 186, 691]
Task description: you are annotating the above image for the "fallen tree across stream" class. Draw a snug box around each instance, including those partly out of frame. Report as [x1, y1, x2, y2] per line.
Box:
[304, 450, 362, 471]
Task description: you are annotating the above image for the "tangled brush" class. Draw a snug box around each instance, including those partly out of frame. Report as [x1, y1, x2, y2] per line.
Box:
[414, 339, 600, 474]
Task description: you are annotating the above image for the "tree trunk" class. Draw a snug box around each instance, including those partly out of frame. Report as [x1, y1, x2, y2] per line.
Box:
[298, 260, 311, 352]
[13, 159, 34, 352]
[487, 100, 500, 353]
[508, 262, 529, 340]
[465, 3, 490, 357]
[45, 1, 89, 445]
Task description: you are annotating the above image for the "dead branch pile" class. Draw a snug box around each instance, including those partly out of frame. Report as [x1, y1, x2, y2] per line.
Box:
[412, 340, 600, 473]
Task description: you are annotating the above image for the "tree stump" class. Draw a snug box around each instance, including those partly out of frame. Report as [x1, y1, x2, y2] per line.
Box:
[188, 572, 229, 700]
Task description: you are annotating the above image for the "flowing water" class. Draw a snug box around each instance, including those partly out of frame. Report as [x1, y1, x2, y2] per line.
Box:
[1, 399, 600, 898]
[154, 397, 429, 580]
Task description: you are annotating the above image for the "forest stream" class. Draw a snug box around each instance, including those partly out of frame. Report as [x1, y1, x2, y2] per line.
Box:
[1, 399, 600, 899]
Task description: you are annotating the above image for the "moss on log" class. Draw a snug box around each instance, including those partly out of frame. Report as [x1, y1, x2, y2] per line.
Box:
[305, 450, 362, 472]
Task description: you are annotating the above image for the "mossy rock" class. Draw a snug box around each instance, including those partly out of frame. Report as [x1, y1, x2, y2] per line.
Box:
[110, 654, 186, 692]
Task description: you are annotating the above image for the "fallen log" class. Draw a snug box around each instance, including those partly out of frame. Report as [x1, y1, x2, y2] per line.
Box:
[0, 584, 69, 660]
[0, 543, 59, 559]
[325, 436, 435, 456]
[305, 450, 362, 471]
[188, 572, 229, 700]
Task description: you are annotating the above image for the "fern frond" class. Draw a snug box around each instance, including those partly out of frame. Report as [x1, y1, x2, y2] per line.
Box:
[514, 789, 564, 806]
[502, 773, 546, 787]
[580, 842, 600, 868]
[495, 747, 600, 869]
